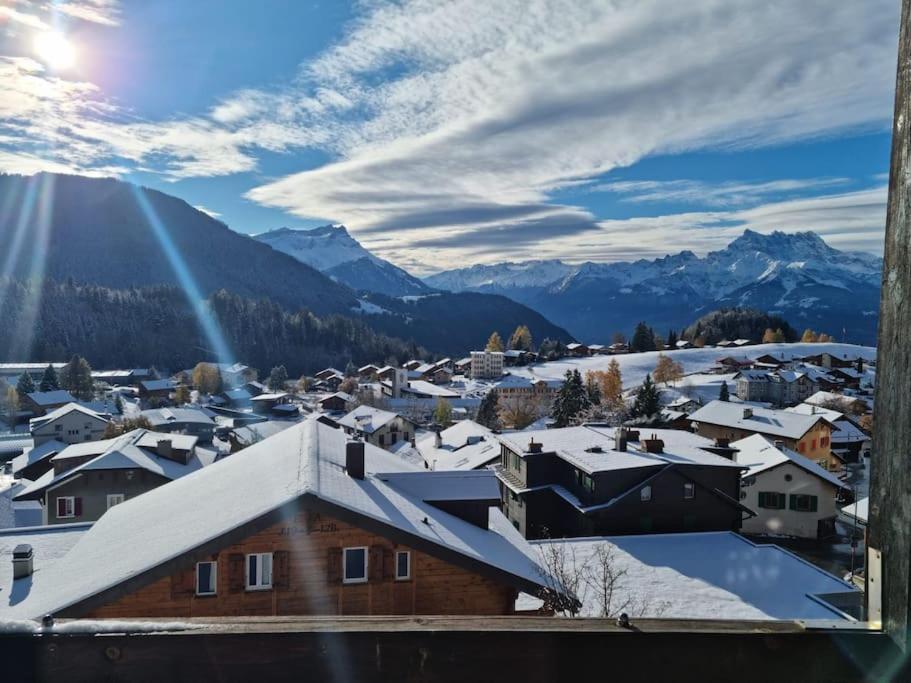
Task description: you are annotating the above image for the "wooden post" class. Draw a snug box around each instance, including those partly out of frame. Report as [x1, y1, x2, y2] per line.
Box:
[869, 0, 911, 644]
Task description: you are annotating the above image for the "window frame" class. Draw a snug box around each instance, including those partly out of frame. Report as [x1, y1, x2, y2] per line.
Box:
[342, 546, 369, 585]
[245, 552, 273, 591]
[56, 496, 75, 519]
[106, 493, 125, 509]
[683, 482, 695, 500]
[395, 550, 411, 581]
[640, 485, 652, 502]
[196, 561, 218, 596]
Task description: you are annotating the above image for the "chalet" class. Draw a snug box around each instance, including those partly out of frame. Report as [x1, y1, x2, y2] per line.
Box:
[470, 351, 504, 379]
[674, 340, 692, 350]
[666, 396, 701, 415]
[494, 426, 749, 539]
[715, 340, 735, 348]
[29, 403, 109, 448]
[715, 356, 752, 372]
[566, 343, 590, 357]
[830, 367, 863, 390]
[608, 342, 629, 354]
[14, 430, 214, 525]
[315, 368, 344, 382]
[402, 360, 423, 371]
[141, 407, 216, 442]
[416, 420, 500, 471]
[492, 375, 561, 400]
[733, 434, 848, 539]
[805, 390, 871, 415]
[800, 352, 863, 370]
[428, 366, 453, 384]
[733, 369, 818, 407]
[690, 401, 839, 471]
[317, 392, 355, 413]
[733, 370, 770, 402]
[338, 406, 418, 450]
[785, 404, 871, 462]
[138, 379, 177, 402]
[220, 387, 253, 408]
[753, 353, 791, 367]
[217, 363, 254, 388]
[22, 390, 76, 417]
[659, 409, 693, 431]
[588, 344, 609, 355]
[454, 357, 472, 375]
[250, 392, 295, 416]
[357, 364, 380, 380]
[503, 350, 535, 367]
[401, 381, 460, 400]
[732, 339, 752, 347]
[376, 365, 397, 381]
[0, 421, 566, 620]
[91, 369, 154, 387]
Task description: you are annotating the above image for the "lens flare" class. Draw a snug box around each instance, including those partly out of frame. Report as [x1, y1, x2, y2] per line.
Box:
[33, 30, 77, 70]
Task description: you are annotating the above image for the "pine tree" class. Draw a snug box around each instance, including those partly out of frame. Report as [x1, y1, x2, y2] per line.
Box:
[476, 389, 501, 429]
[632, 374, 660, 418]
[39, 364, 60, 392]
[268, 365, 289, 391]
[344, 360, 357, 377]
[667, 329, 678, 348]
[60, 355, 94, 400]
[630, 322, 657, 353]
[584, 372, 602, 405]
[719, 380, 730, 402]
[552, 370, 591, 427]
[16, 371, 35, 395]
[486, 331, 504, 352]
[508, 325, 533, 351]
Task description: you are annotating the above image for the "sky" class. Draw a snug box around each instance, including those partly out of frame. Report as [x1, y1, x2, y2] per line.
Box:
[0, 0, 899, 275]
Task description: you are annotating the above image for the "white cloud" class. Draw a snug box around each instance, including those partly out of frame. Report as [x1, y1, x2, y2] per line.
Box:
[47, 1, 121, 27]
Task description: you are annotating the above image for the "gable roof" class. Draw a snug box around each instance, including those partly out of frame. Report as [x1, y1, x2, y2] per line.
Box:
[416, 420, 500, 471]
[784, 404, 868, 443]
[11, 439, 67, 476]
[690, 400, 831, 441]
[29, 403, 108, 433]
[141, 407, 215, 427]
[337, 405, 406, 433]
[1, 420, 557, 619]
[731, 434, 847, 489]
[25, 390, 76, 407]
[139, 379, 177, 392]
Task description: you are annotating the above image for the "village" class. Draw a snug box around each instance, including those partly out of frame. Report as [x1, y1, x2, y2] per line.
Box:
[0, 329, 876, 623]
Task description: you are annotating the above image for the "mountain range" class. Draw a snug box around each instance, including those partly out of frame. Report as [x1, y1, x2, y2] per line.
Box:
[0, 173, 570, 361]
[425, 230, 883, 345]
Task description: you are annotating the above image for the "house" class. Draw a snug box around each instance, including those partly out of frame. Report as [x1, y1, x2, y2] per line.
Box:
[315, 367, 345, 381]
[0, 421, 566, 620]
[733, 368, 817, 406]
[402, 360, 423, 371]
[732, 339, 752, 347]
[416, 420, 500, 471]
[666, 396, 701, 415]
[220, 387, 253, 408]
[566, 343, 590, 357]
[91, 368, 155, 387]
[317, 392, 355, 413]
[357, 364, 380, 379]
[243, 380, 267, 397]
[229, 420, 297, 452]
[658, 409, 693, 431]
[675, 340, 692, 350]
[518, 532, 859, 620]
[494, 426, 748, 539]
[732, 434, 848, 539]
[428, 366, 453, 384]
[800, 352, 863, 370]
[804, 391, 870, 415]
[454, 357, 472, 375]
[141, 407, 217, 442]
[22, 390, 77, 417]
[13, 430, 214, 525]
[29, 402, 109, 448]
[216, 362, 254, 388]
[250, 392, 295, 415]
[785, 404, 871, 462]
[138, 378, 178, 402]
[733, 370, 770, 402]
[338, 405, 418, 449]
[469, 351, 504, 379]
[588, 344, 609, 355]
[690, 401, 839, 471]
[491, 374, 560, 401]
[400, 381, 460, 400]
[715, 356, 753, 372]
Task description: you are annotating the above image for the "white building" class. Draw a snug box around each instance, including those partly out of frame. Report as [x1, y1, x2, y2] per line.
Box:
[470, 350, 504, 379]
[732, 434, 848, 539]
[29, 403, 110, 447]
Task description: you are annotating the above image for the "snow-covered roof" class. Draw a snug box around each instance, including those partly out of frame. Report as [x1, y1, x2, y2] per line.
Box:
[318, 391, 355, 404]
[402, 381, 460, 398]
[498, 426, 741, 475]
[731, 434, 847, 489]
[804, 391, 869, 410]
[29, 403, 108, 432]
[0, 523, 92, 602]
[518, 532, 858, 620]
[690, 401, 831, 440]
[139, 379, 176, 392]
[1, 420, 556, 619]
[25, 390, 75, 407]
[416, 420, 500, 471]
[141, 407, 215, 427]
[784, 405, 868, 443]
[250, 392, 290, 402]
[337, 405, 403, 433]
[231, 420, 297, 448]
[11, 439, 66, 475]
[840, 497, 868, 526]
[222, 388, 253, 401]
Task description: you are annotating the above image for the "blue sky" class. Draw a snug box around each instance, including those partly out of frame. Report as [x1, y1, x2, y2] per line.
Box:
[0, 0, 898, 274]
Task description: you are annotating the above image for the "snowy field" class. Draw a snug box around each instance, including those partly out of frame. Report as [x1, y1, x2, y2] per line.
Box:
[511, 342, 876, 389]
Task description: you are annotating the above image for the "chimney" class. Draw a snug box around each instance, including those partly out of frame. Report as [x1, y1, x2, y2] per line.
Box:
[617, 427, 628, 452]
[626, 430, 640, 442]
[434, 425, 443, 449]
[643, 434, 664, 454]
[742, 408, 753, 419]
[156, 439, 173, 459]
[12, 544, 33, 580]
[714, 437, 730, 448]
[346, 440, 365, 479]
[527, 439, 543, 454]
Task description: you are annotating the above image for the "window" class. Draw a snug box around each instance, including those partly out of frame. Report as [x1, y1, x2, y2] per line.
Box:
[343, 547, 368, 584]
[395, 550, 411, 580]
[811, 438, 817, 450]
[821, 436, 830, 447]
[106, 493, 125, 509]
[640, 485, 652, 502]
[56, 496, 76, 518]
[683, 482, 695, 500]
[246, 553, 273, 590]
[798, 442, 805, 453]
[789, 494, 819, 513]
[196, 561, 217, 595]
[758, 491, 786, 509]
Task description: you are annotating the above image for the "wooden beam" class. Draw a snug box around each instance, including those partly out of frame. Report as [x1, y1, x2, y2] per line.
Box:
[870, 0, 911, 644]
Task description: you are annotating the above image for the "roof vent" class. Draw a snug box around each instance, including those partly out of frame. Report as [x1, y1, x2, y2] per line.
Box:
[742, 408, 753, 419]
[585, 445, 604, 454]
[12, 544, 33, 580]
[346, 440, 365, 479]
[527, 439, 543, 454]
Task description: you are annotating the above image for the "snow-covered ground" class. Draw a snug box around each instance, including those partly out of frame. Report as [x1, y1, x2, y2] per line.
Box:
[511, 342, 875, 389]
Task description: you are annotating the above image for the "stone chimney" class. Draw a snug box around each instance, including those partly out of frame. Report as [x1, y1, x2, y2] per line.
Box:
[346, 440, 365, 479]
[527, 439, 543, 454]
[12, 544, 33, 580]
[742, 408, 753, 419]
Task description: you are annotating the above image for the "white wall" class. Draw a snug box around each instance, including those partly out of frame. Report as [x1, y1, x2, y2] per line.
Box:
[740, 461, 839, 538]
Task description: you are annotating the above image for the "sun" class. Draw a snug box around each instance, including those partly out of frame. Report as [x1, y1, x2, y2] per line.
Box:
[33, 31, 77, 70]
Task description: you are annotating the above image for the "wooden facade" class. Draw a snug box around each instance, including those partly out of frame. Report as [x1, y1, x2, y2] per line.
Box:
[85, 509, 517, 619]
[693, 420, 838, 470]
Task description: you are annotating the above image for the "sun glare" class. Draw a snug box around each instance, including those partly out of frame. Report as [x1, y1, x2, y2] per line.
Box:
[33, 31, 77, 70]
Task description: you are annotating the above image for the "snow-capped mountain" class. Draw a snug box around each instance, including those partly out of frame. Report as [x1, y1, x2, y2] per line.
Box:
[255, 225, 430, 297]
[425, 230, 883, 344]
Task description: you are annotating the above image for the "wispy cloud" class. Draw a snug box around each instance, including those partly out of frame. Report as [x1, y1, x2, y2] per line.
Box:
[52, 0, 121, 27]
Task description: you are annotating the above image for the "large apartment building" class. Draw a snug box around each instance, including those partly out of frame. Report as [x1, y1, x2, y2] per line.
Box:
[470, 351, 504, 379]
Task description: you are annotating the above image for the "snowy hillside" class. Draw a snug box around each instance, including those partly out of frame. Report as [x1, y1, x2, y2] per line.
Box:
[425, 231, 883, 344]
[255, 225, 430, 297]
[509, 342, 876, 389]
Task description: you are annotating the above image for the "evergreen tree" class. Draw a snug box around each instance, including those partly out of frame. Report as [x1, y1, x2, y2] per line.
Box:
[507, 325, 533, 351]
[344, 360, 357, 377]
[552, 370, 591, 427]
[476, 389, 501, 430]
[486, 331, 504, 352]
[3, 386, 18, 426]
[39, 364, 60, 392]
[584, 372, 602, 405]
[16, 371, 35, 395]
[60, 355, 94, 400]
[630, 322, 657, 353]
[115, 394, 125, 414]
[666, 329, 678, 348]
[719, 380, 730, 402]
[632, 374, 660, 418]
[267, 365, 289, 391]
